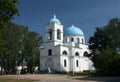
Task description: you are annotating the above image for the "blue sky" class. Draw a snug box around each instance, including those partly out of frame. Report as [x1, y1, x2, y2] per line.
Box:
[13, 0, 120, 43]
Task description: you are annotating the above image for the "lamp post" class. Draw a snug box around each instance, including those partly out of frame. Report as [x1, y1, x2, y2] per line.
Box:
[71, 56, 74, 76]
[70, 55, 74, 75]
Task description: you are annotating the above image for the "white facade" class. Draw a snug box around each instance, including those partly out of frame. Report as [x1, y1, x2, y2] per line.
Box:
[40, 15, 94, 73]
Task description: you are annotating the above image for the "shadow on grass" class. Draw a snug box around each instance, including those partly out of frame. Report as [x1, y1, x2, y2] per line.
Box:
[72, 76, 120, 82]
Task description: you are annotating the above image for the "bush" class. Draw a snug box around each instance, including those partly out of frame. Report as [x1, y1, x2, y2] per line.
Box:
[21, 69, 27, 74]
[92, 49, 120, 76]
[68, 71, 91, 76]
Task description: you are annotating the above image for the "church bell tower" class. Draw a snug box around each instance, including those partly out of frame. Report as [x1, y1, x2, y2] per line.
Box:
[45, 14, 63, 46]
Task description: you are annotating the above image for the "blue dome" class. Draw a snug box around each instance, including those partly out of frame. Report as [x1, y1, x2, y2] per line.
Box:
[64, 25, 84, 36]
[49, 14, 61, 24]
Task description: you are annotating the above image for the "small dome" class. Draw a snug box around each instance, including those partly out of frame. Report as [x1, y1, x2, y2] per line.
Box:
[49, 14, 61, 24]
[64, 25, 84, 36]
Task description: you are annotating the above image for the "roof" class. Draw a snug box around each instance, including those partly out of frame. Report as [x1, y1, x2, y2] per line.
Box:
[49, 14, 61, 24]
[64, 25, 84, 36]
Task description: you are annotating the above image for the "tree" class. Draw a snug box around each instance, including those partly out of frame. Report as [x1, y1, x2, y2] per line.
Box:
[89, 27, 112, 54]
[24, 32, 42, 73]
[92, 49, 120, 75]
[89, 18, 120, 75]
[0, 0, 19, 30]
[0, 22, 26, 74]
[89, 18, 120, 54]
[0, 22, 42, 74]
[0, 1, 19, 73]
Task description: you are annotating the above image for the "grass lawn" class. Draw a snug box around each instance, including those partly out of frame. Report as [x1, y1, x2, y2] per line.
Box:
[0, 77, 36, 82]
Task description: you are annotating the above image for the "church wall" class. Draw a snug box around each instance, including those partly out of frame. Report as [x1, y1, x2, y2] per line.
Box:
[46, 23, 63, 45]
[51, 56, 61, 71]
[80, 57, 90, 71]
[40, 43, 61, 57]
[64, 35, 85, 44]
[74, 44, 90, 57]
[40, 43, 61, 72]
[60, 56, 70, 72]
[40, 42, 92, 72]
[40, 57, 46, 71]
[74, 47, 82, 56]
[59, 46, 69, 55]
[74, 57, 80, 72]
[45, 24, 54, 42]
[40, 56, 60, 71]
[59, 46, 70, 72]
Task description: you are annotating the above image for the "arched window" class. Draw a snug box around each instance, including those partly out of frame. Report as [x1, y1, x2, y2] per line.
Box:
[48, 29, 52, 40]
[84, 51, 89, 57]
[71, 37, 74, 42]
[63, 50, 67, 55]
[65, 38, 69, 42]
[76, 60, 79, 67]
[64, 59, 67, 67]
[75, 52, 79, 56]
[57, 29, 61, 40]
[82, 38, 84, 44]
[48, 49, 52, 56]
[65, 38, 67, 42]
[77, 38, 80, 43]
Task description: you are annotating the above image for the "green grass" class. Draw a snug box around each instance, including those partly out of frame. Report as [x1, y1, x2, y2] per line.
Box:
[0, 77, 36, 82]
[68, 71, 91, 76]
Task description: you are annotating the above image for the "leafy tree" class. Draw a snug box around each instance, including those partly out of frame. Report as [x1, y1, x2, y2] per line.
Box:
[0, 22, 25, 74]
[89, 18, 120, 54]
[92, 49, 120, 75]
[24, 32, 42, 73]
[89, 27, 112, 54]
[89, 18, 120, 75]
[0, 22, 42, 74]
[105, 18, 120, 50]
[0, 0, 19, 29]
[0, 0, 19, 74]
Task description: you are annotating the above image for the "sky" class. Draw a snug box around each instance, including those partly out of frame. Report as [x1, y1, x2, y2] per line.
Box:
[13, 0, 120, 43]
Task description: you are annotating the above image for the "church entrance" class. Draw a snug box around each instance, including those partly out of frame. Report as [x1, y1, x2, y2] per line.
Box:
[46, 61, 52, 68]
[45, 58, 53, 73]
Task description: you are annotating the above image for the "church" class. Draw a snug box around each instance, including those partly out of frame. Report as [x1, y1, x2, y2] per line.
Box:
[40, 14, 94, 73]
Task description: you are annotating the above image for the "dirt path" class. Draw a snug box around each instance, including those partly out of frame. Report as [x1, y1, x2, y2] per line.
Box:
[2, 74, 120, 82]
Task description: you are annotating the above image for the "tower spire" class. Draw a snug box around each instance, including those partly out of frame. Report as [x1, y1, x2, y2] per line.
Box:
[53, 12, 56, 18]
[49, 12, 61, 24]
[71, 19, 74, 26]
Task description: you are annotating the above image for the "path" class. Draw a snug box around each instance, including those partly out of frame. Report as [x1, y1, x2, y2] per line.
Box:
[2, 74, 120, 82]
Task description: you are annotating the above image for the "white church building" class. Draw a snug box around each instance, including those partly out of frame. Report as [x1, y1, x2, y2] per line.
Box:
[40, 14, 94, 73]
